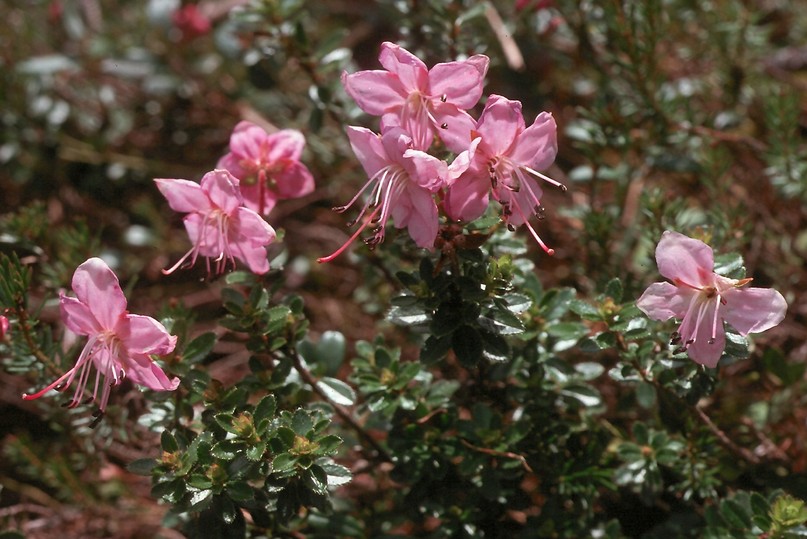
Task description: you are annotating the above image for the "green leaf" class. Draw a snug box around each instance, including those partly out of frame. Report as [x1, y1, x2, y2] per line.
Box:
[291, 409, 314, 436]
[721, 498, 753, 530]
[161, 430, 179, 452]
[183, 332, 216, 364]
[559, 384, 602, 408]
[211, 440, 243, 460]
[321, 461, 352, 486]
[452, 325, 484, 367]
[547, 322, 589, 342]
[254, 394, 277, 425]
[636, 381, 657, 409]
[127, 458, 157, 476]
[304, 464, 329, 494]
[316, 434, 343, 455]
[272, 453, 297, 474]
[713, 252, 745, 279]
[570, 299, 602, 320]
[421, 334, 452, 363]
[247, 441, 267, 461]
[316, 377, 356, 406]
[226, 480, 254, 502]
[604, 278, 623, 302]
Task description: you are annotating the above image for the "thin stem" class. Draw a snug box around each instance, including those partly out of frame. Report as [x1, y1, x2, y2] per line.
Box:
[694, 406, 760, 466]
[291, 352, 393, 463]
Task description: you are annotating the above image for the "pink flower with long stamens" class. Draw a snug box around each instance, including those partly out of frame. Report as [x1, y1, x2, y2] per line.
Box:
[22, 258, 178, 422]
[217, 121, 315, 215]
[637, 231, 787, 368]
[318, 126, 458, 262]
[342, 42, 489, 152]
[156, 169, 276, 275]
[445, 95, 565, 254]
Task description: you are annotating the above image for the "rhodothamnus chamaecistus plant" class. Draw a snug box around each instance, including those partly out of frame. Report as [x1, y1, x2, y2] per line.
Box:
[637, 231, 787, 367]
[342, 41, 489, 151]
[446, 94, 564, 254]
[217, 121, 315, 215]
[156, 169, 276, 275]
[22, 258, 178, 423]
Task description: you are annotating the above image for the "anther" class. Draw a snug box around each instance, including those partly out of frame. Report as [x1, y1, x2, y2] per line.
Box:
[440, 94, 447, 102]
[440, 123, 448, 129]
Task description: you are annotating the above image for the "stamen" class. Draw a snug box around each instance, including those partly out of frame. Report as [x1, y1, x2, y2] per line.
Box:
[318, 206, 382, 263]
[521, 165, 567, 192]
[510, 198, 555, 255]
[709, 294, 722, 344]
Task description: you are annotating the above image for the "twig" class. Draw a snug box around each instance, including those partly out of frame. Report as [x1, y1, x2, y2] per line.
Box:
[484, 2, 525, 71]
[291, 352, 393, 463]
[460, 439, 533, 473]
[694, 406, 761, 465]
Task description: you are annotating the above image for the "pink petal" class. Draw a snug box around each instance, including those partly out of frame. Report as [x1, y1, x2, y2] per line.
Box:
[264, 129, 306, 162]
[686, 328, 725, 368]
[476, 95, 525, 156]
[238, 184, 278, 215]
[636, 282, 690, 321]
[201, 169, 243, 214]
[446, 138, 480, 185]
[444, 164, 491, 222]
[347, 126, 389, 178]
[378, 42, 428, 92]
[465, 54, 491, 79]
[155, 178, 210, 214]
[228, 122, 267, 160]
[126, 356, 180, 391]
[508, 111, 558, 170]
[233, 207, 276, 246]
[70, 258, 127, 330]
[429, 60, 486, 109]
[722, 287, 787, 336]
[655, 231, 715, 287]
[391, 184, 438, 249]
[342, 70, 407, 116]
[273, 161, 316, 199]
[432, 104, 478, 154]
[401, 148, 447, 192]
[216, 153, 248, 178]
[120, 314, 177, 356]
[184, 214, 222, 258]
[60, 294, 101, 336]
[230, 208, 276, 274]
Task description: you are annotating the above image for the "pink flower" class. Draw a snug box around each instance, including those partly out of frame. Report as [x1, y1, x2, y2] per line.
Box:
[637, 231, 787, 368]
[0, 315, 9, 340]
[515, 0, 554, 12]
[342, 42, 489, 152]
[23, 258, 178, 420]
[172, 4, 212, 39]
[445, 95, 564, 254]
[156, 169, 276, 275]
[217, 121, 315, 216]
[318, 126, 455, 262]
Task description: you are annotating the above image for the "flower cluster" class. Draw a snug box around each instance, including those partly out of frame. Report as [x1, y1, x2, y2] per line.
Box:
[24, 121, 316, 417]
[157, 121, 313, 276]
[320, 42, 564, 262]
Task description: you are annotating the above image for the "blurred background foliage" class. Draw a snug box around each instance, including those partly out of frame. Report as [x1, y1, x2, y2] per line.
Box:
[2, 0, 807, 537]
